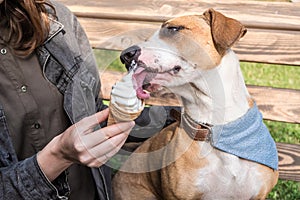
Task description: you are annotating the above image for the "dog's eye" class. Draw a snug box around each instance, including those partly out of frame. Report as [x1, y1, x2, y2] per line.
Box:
[173, 65, 182, 74]
[167, 26, 185, 32]
[160, 25, 186, 37]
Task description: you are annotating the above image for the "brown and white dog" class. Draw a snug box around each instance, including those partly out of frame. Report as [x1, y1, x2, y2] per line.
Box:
[113, 9, 279, 200]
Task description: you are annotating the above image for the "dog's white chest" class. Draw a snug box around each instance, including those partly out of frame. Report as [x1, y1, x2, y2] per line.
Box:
[195, 145, 262, 199]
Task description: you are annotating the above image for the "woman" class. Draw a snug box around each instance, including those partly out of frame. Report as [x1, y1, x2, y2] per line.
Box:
[0, 0, 135, 199]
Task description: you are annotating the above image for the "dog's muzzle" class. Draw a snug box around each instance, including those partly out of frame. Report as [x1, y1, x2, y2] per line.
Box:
[120, 45, 141, 71]
[120, 45, 155, 99]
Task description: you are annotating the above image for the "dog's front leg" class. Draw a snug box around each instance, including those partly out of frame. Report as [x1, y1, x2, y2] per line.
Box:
[113, 171, 158, 200]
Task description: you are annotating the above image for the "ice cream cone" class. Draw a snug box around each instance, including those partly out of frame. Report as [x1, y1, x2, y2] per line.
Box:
[107, 101, 145, 126]
[107, 70, 145, 126]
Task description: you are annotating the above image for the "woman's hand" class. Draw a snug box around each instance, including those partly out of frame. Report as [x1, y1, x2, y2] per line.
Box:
[37, 108, 134, 181]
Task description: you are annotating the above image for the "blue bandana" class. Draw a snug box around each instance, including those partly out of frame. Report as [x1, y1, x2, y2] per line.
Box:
[211, 104, 278, 170]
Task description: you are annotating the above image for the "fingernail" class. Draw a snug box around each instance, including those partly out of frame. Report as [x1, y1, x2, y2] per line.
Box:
[130, 121, 135, 127]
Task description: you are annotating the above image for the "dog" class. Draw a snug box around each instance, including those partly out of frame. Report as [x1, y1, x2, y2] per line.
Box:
[112, 8, 279, 200]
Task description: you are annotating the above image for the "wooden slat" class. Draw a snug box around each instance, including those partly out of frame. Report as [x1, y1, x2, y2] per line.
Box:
[99, 71, 300, 124]
[79, 19, 158, 52]
[247, 86, 300, 123]
[277, 143, 300, 182]
[75, 18, 300, 66]
[234, 29, 300, 66]
[56, 0, 300, 65]
[58, 0, 300, 28]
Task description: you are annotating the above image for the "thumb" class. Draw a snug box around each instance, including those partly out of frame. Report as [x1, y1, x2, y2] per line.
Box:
[94, 108, 109, 123]
[76, 109, 109, 132]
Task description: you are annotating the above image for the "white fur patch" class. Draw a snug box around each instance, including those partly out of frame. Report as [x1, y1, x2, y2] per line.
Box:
[196, 144, 262, 199]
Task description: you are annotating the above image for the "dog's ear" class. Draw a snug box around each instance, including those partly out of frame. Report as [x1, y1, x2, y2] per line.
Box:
[203, 8, 247, 56]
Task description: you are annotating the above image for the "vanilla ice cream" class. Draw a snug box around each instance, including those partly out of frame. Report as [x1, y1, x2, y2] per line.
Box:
[108, 71, 145, 125]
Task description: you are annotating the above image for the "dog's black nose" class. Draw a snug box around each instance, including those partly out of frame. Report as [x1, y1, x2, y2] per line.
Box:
[120, 45, 141, 70]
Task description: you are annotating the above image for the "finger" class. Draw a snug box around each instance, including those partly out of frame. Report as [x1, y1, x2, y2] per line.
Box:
[104, 135, 128, 158]
[75, 120, 134, 163]
[95, 108, 109, 122]
[85, 134, 129, 168]
[88, 131, 130, 160]
[80, 121, 135, 148]
[94, 134, 128, 167]
[100, 121, 135, 138]
[75, 109, 109, 133]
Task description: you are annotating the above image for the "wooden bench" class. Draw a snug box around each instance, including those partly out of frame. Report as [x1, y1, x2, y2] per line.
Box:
[57, 0, 300, 182]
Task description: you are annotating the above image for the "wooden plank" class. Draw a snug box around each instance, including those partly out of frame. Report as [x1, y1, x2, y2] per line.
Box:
[58, 0, 300, 30]
[56, 0, 300, 65]
[80, 19, 158, 52]
[277, 143, 300, 182]
[247, 86, 300, 123]
[100, 71, 300, 124]
[77, 18, 300, 66]
[235, 29, 300, 66]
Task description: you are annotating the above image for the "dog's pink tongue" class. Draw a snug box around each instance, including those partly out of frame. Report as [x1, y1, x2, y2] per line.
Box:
[136, 87, 150, 99]
[133, 68, 150, 99]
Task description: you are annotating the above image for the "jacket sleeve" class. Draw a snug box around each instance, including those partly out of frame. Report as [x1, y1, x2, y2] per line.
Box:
[0, 154, 69, 200]
[0, 101, 69, 199]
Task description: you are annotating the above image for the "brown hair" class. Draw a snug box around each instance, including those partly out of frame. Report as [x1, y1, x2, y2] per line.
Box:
[0, 0, 56, 57]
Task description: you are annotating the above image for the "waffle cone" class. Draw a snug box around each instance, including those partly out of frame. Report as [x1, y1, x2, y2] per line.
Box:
[107, 102, 144, 126]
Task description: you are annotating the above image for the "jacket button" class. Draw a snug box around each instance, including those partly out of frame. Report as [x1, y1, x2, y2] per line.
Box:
[21, 85, 27, 93]
[34, 123, 41, 129]
[6, 153, 13, 161]
[0, 48, 7, 55]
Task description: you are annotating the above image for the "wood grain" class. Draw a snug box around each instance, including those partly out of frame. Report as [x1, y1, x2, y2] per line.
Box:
[100, 71, 300, 124]
[58, 0, 300, 28]
[76, 18, 300, 66]
[247, 86, 300, 123]
[57, 0, 300, 66]
[277, 143, 300, 181]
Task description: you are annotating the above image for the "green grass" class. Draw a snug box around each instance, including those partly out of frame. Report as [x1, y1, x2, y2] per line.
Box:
[94, 49, 126, 72]
[95, 49, 300, 199]
[264, 120, 300, 144]
[269, 180, 300, 200]
[240, 62, 300, 90]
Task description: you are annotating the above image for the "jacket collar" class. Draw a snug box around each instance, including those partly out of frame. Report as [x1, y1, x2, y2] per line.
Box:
[44, 17, 64, 44]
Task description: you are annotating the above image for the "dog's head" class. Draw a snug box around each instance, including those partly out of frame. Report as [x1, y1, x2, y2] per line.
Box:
[120, 9, 246, 99]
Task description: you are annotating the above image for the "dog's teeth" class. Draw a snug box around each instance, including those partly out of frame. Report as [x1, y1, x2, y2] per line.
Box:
[131, 60, 137, 70]
[143, 90, 150, 94]
[158, 87, 163, 91]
